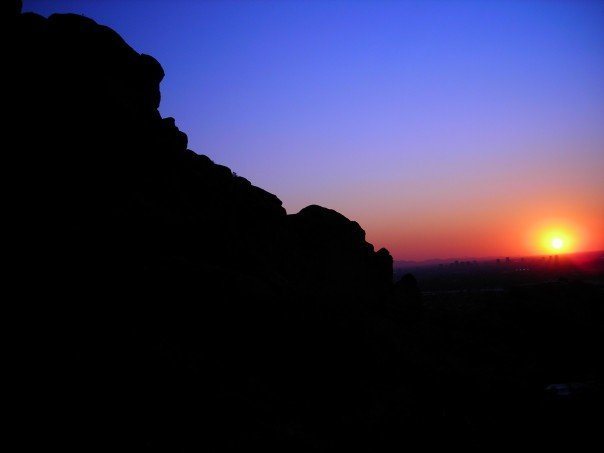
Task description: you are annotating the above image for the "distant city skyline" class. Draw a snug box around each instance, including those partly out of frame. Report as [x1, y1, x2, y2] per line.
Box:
[25, 0, 604, 259]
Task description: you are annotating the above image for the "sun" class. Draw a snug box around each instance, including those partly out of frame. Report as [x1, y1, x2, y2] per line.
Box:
[529, 221, 582, 255]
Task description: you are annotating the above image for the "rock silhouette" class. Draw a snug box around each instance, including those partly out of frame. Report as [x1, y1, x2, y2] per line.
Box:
[9, 4, 398, 451]
[393, 273, 423, 315]
[10, 4, 390, 296]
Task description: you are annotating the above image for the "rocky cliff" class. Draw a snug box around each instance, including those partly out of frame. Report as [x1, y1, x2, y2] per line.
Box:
[9, 2, 398, 451]
[9, 2, 392, 304]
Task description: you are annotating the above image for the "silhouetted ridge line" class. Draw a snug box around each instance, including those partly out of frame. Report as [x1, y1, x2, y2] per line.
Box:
[8, 4, 405, 451]
[10, 3, 392, 289]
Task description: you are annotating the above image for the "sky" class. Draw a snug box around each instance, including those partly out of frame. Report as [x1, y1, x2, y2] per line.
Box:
[25, 0, 604, 260]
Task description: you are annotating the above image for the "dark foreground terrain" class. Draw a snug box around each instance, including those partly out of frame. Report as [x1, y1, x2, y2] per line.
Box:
[9, 2, 602, 451]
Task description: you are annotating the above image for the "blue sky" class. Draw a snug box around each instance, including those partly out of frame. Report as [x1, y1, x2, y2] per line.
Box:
[24, 0, 604, 258]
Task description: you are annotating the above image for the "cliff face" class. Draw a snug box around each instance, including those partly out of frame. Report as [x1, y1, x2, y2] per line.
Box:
[9, 3, 392, 302]
[9, 3, 396, 450]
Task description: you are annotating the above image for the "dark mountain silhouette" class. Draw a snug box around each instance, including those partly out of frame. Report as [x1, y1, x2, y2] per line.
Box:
[8, 3, 397, 451]
[9, 2, 600, 451]
[9, 1, 392, 298]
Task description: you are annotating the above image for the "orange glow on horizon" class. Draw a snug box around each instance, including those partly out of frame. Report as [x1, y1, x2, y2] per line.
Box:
[326, 188, 603, 260]
[541, 231, 571, 254]
[525, 219, 589, 257]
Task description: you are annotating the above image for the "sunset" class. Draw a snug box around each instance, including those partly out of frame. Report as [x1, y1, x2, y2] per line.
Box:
[11, 1, 602, 451]
[542, 229, 572, 254]
[23, 0, 604, 261]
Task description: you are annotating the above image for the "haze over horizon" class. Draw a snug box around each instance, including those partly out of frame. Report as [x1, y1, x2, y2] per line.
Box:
[25, 0, 604, 260]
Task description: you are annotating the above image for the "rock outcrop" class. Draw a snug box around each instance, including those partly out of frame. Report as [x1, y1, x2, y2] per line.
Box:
[8, 3, 396, 451]
[9, 4, 391, 301]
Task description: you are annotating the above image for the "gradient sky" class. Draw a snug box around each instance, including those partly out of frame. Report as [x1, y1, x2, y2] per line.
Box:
[25, 0, 604, 260]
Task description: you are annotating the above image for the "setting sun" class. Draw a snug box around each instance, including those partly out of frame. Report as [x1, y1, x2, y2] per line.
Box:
[551, 237, 563, 250]
[538, 230, 575, 255]
[526, 219, 589, 256]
